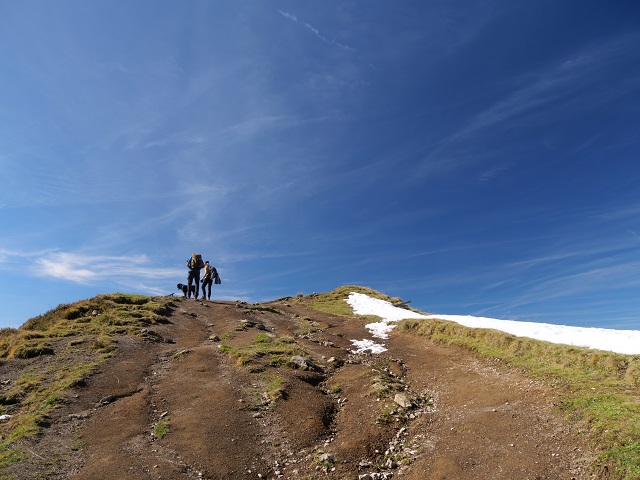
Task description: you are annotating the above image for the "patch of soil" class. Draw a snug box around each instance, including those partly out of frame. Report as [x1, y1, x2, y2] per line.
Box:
[1, 297, 597, 479]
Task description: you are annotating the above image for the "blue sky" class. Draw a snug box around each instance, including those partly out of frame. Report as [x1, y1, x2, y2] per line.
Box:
[1, 1, 639, 330]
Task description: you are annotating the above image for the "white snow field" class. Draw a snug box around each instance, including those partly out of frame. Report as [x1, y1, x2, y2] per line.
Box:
[347, 292, 640, 355]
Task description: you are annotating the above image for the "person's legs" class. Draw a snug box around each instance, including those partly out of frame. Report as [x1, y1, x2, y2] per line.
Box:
[194, 271, 201, 299]
[187, 271, 196, 298]
[203, 278, 212, 299]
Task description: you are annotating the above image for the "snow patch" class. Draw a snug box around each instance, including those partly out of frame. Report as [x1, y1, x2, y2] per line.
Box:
[347, 292, 428, 353]
[350, 339, 388, 354]
[422, 314, 640, 355]
[346, 292, 640, 355]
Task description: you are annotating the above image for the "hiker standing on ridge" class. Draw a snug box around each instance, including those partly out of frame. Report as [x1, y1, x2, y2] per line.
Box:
[201, 261, 213, 301]
[201, 260, 221, 301]
[186, 253, 205, 299]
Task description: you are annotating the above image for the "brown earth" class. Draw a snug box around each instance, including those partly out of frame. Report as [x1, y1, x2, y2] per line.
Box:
[1, 297, 597, 479]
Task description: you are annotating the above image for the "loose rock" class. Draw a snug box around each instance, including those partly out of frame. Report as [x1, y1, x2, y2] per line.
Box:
[394, 393, 413, 409]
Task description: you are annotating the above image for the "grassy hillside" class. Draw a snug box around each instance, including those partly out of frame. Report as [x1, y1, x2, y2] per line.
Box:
[299, 287, 640, 480]
[1, 286, 639, 478]
[0, 294, 175, 468]
[395, 318, 640, 480]
[297, 284, 414, 316]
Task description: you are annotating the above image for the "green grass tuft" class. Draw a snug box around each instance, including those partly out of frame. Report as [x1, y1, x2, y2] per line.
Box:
[153, 418, 170, 439]
[300, 285, 398, 316]
[221, 333, 305, 368]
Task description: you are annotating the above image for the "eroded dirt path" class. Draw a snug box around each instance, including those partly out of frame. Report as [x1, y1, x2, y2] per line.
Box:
[387, 332, 593, 480]
[70, 300, 275, 480]
[4, 296, 597, 479]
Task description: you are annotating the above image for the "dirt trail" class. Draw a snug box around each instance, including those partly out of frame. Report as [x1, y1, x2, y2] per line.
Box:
[3, 297, 596, 479]
[388, 333, 591, 479]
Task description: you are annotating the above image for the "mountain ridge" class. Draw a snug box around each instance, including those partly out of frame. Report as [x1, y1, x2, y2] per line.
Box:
[0, 287, 611, 479]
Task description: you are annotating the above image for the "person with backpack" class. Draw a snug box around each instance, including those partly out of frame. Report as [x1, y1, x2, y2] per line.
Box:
[201, 260, 221, 301]
[186, 253, 205, 299]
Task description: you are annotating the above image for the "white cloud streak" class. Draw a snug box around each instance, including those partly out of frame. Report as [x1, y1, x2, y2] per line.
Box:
[278, 10, 355, 52]
[411, 32, 640, 180]
[33, 252, 181, 285]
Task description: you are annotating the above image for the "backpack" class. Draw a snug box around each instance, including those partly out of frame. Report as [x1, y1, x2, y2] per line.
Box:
[189, 253, 205, 269]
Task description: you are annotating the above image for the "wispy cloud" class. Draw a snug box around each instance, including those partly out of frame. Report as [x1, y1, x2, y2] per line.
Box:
[278, 10, 298, 23]
[217, 115, 293, 141]
[504, 240, 635, 272]
[411, 32, 640, 180]
[143, 134, 206, 149]
[278, 10, 355, 52]
[33, 252, 181, 285]
[142, 115, 295, 151]
[0, 248, 16, 264]
[501, 260, 640, 314]
[476, 163, 510, 184]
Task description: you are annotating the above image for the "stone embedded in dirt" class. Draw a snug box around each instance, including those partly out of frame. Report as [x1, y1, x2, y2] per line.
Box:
[172, 349, 191, 358]
[68, 411, 90, 420]
[327, 356, 345, 367]
[319, 452, 335, 464]
[371, 382, 388, 394]
[139, 328, 167, 343]
[359, 473, 394, 480]
[290, 355, 313, 370]
[239, 319, 266, 330]
[97, 395, 118, 406]
[394, 393, 413, 409]
[209, 334, 220, 341]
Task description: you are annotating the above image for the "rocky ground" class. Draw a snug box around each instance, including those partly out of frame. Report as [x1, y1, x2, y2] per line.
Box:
[1, 296, 597, 479]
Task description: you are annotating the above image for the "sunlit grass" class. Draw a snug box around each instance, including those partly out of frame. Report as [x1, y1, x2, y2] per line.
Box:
[153, 418, 170, 439]
[0, 294, 175, 469]
[219, 330, 306, 368]
[298, 285, 398, 316]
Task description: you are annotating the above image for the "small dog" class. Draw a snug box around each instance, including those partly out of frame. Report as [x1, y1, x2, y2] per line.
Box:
[176, 283, 196, 298]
